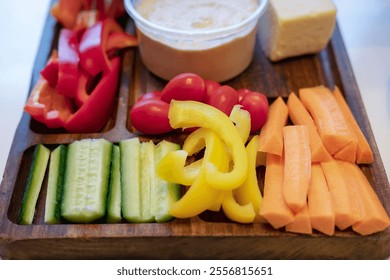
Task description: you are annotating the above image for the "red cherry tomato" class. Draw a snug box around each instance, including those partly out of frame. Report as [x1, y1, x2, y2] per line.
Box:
[161, 73, 206, 103]
[203, 80, 221, 103]
[136, 91, 162, 102]
[207, 85, 239, 116]
[237, 88, 251, 103]
[130, 99, 173, 135]
[239, 91, 269, 133]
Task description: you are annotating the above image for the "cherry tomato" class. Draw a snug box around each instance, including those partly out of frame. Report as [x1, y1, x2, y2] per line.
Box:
[203, 80, 221, 103]
[207, 85, 239, 116]
[136, 91, 162, 102]
[161, 73, 206, 103]
[239, 91, 268, 133]
[237, 88, 251, 103]
[130, 99, 173, 135]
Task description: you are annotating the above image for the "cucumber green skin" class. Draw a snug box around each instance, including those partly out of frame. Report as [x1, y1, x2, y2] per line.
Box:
[139, 141, 155, 222]
[19, 144, 50, 225]
[44, 145, 67, 224]
[106, 145, 122, 223]
[153, 140, 181, 223]
[120, 139, 181, 223]
[61, 138, 113, 223]
[120, 138, 152, 223]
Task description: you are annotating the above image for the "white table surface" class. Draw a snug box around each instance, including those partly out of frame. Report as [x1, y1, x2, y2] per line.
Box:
[0, 1, 389, 191]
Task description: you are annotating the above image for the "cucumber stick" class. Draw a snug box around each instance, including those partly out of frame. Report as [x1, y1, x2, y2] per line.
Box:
[120, 138, 154, 222]
[153, 140, 181, 222]
[44, 145, 67, 224]
[61, 138, 113, 223]
[120, 138, 181, 223]
[19, 144, 50, 225]
[106, 145, 122, 223]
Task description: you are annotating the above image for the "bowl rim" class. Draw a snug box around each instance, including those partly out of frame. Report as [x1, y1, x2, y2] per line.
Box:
[124, 0, 268, 38]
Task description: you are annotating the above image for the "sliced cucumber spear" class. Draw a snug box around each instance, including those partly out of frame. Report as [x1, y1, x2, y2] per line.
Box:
[120, 138, 181, 223]
[120, 138, 142, 222]
[106, 145, 122, 223]
[153, 140, 181, 222]
[19, 144, 50, 225]
[44, 144, 67, 224]
[61, 138, 113, 223]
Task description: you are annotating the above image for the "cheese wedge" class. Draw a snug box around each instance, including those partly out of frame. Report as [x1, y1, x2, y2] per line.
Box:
[259, 0, 337, 61]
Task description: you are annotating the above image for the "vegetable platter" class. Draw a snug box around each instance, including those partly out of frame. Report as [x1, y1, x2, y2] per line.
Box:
[0, 1, 389, 259]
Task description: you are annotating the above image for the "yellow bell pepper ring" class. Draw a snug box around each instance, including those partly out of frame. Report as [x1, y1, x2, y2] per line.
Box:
[168, 129, 229, 218]
[156, 150, 197, 186]
[229, 104, 251, 144]
[234, 135, 263, 222]
[169, 100, 248, 190]
[221, 190, 256, 223]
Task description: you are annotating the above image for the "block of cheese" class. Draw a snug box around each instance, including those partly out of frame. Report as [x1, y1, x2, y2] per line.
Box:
[258, 0, 337, 61]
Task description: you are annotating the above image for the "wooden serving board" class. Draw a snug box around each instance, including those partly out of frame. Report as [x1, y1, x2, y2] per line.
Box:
[0, 5, 389, 260]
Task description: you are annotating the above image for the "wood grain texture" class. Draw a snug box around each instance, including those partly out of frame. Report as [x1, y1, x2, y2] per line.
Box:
[0, 4, 389, 259]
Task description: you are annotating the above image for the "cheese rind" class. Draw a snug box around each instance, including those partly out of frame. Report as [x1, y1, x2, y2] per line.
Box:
[259, 0, 337, 61]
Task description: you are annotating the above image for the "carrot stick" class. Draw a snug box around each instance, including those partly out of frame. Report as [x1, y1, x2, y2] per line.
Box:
[287, 92, 331, 162]
[333, 139, 358, 163]
[299, 86, 356, 155]
[258, 97, 288, 156]
[340, 162, 390, 235]
[282, 125, 311, 212]
[285, 205, 312, 234]
[321, 159, 362, 230]
[259, 153, 294, 229]
[333, 86, 374, 164]
[308, 163, 335, 236]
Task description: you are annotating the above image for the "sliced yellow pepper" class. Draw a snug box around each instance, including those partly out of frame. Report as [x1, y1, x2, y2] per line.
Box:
[167, 129, 229, 218]
[234, 135, 263, 222]
[221, 190, 256, 223]
[229, 104, 251, 144]
[169, 100, 248, 190]
[156, 150, 198, 186]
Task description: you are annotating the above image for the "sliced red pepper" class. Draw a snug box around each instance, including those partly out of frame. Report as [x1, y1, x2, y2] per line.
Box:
[64, 57, 120, 133]
[51, 0, 90, 29]
[58, 28, 80, 98]
[106, 32, 138, 53]
[40, 50, 59, 88]
[105, 0, 126, 18]
[78, 18, 123, 76]
[24, 77, 73, 128]
[74, 10, 100, 30]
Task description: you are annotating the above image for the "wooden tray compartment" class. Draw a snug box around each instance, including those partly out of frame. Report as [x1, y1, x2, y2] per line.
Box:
[0, 5, 389, 259]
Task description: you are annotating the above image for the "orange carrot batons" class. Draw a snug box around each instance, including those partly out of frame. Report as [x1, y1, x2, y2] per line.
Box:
[282, 125, 311, 213]
[308, 164, 335, 236]
[341, 162, 390, 235]
[333, 86, 374, 164]
[299, 86, 356, 156]
[287, 92, 331, 162]
[258, 97, 288, 156]
[285, 204, 312, 234]
[321, 159, 362, 230]
[259, 153, 294, 229]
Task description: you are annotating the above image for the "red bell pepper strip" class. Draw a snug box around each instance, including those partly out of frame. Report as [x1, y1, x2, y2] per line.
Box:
[51, 0, 90, 29]
[24, 77, 73, 129]
[40, 50, 59, 88]
[78, 18, 123, 76]
[64, 57, 120, 133]
[58, 28, 80, 98]
[105, 0, 126, 18]
[106, 32, 138, 53]
[74, 70, 90, 108]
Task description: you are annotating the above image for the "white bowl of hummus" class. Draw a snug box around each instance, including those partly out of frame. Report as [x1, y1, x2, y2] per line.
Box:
[124, 0, 268, 82]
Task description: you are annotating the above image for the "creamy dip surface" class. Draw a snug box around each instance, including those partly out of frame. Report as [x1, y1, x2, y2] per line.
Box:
[136, 0, 259, 31]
